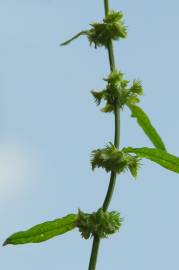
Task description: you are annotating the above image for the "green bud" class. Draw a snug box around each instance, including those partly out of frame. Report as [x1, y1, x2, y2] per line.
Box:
[104, 70, 124, 85]
[130, 80, 143, 95]
[91, 143, 141, 177]
[91, 143, 127, 173]
[61, 11, 127, 49]
[91, 71, 143, 113]
[101, 104, 114, 113]
[76, 209, 122, 239]
[91, 90, 106, 105]
[103, 11, 124, 24]
[127, 155, 141, 178]
[126, 94, 140, 106]
[87, 11, 127, 48]
[120, 79, 130, 88]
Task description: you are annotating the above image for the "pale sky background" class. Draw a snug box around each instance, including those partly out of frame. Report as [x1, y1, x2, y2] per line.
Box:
[1, 0, 179, 269]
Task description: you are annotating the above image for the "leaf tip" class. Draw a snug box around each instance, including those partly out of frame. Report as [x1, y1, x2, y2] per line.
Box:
[60, 41, 67, 46]
[2, 239, 9, 246]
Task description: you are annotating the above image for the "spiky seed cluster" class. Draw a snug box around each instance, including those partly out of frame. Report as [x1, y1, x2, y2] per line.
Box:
[87, 11, 127, 48]
[61, 10, 127, 48]
[121, 79, 143, 107]
[91, 143, 126, 173]
[91, 143, 141, 177]
[91, 70, 123, 113]
[91, 71, 143, 113]
[76, 209, 122, 239]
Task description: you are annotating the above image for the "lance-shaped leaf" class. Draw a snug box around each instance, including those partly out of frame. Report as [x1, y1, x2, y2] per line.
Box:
[61, 30, 89, 46]
[128, 104, 166, 151]
[3, 214, 77, 246]
[124, 147, 179, 173]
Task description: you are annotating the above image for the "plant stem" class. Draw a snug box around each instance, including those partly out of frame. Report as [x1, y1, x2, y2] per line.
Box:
[88, 1, 121, 269]
[102, 45, 120, 210]
[88, 237, 100, 270]
[104, 0, 109, 16]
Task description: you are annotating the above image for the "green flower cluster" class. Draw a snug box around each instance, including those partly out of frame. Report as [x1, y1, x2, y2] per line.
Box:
[88, 11, 127, 48]
[91, 143, 141, 177]
[76, 209, 122, 239]
[61, 10, 127, 48]
[91, 70, 143, 113]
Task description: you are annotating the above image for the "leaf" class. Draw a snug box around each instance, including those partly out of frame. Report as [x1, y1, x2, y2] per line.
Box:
[3, 214, 77, 246]
[128, 105, 166, 151]
[60, 30, 89, 46]
[124, 147, 179, 173]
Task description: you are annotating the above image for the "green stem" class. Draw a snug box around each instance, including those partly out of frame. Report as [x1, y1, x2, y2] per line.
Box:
[88, 237, 100, 270]
[102, 172, 117, 211]
[104, 0, 109, 16]
[107, 41, 116, 72]
[102, 46, 120, 211]
[88, 1, 120, 269]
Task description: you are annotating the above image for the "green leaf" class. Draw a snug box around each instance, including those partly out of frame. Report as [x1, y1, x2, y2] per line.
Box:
[3, 214, 77, 246]
[60, 30, 89, 46]
[124, 147, 179, 173]
[128, 105, 166, 151]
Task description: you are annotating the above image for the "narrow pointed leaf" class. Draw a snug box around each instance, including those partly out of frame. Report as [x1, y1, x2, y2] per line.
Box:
[3, 214, 77, 246]
[128, 104, 166, 151]
[124, 147, 179, 173]
[60, 30, 88, 46]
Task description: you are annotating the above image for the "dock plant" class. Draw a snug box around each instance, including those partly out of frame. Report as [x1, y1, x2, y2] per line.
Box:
[3, 1, 179, 270]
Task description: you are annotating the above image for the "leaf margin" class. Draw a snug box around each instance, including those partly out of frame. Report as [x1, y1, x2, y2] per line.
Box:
[128, 104, 166, 151]
[124, 147, 179, 174]
[3, 213, 77, 246]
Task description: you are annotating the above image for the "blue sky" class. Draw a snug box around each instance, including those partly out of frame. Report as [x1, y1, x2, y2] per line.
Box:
[1, 0, 179, 269]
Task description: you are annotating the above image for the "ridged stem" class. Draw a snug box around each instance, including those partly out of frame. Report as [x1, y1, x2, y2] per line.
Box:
[88, 1, 121, 269]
